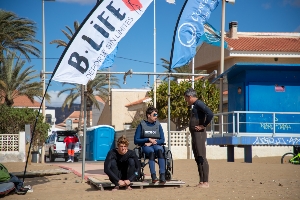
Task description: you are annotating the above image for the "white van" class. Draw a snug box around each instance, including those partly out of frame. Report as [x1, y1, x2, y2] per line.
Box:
[44, 130, 81, 162]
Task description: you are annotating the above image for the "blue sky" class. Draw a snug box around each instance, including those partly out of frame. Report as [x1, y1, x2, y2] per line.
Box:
[1, 0, 300, 107]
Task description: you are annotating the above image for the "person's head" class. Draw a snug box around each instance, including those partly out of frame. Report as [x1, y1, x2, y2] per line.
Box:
[184, 88, 198, 106]
[117, 135, 129, 155]
[146, 106, 158, 123]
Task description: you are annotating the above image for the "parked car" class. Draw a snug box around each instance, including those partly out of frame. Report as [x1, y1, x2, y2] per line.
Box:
[44, 130, 81, 162]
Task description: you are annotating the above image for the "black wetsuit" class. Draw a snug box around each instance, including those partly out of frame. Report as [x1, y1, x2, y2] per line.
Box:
[189, 99, 214, 183]
[104, 149, 140, 186]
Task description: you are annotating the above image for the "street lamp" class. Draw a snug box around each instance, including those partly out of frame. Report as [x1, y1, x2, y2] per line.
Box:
[219, 0, 235, 135]
[42, 0, 55, 121]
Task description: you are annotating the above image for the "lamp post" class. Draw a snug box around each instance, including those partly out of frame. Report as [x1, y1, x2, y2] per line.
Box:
[219, 0, 235, 135]
[42, 0, 55, 120]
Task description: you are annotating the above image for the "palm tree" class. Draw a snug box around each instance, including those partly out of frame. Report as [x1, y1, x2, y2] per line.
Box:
[160, 58, 206, 81]
[57, 73, 120, 127]
[0, 51, 50, 106]
[49, 21, 85, 130]
[0, 10, 40, 63]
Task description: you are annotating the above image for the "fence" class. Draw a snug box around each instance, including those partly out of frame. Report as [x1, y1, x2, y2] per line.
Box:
[0, 132, 26, 162]
[115, 121, 292, 160]
[211, 111, 300, 138]
[115, 127, 192, 159]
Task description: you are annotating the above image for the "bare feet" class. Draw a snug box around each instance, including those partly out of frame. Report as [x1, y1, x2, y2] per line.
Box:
[125, 185, 133, 190]
[201, 182, 209, 188]
[112, 186, 119, 191]
[196, 182, 203, 187]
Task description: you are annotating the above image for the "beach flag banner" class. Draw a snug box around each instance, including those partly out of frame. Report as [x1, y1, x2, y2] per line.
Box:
[99, 45, 118, 70]
[53, 0, 153, 85]
[201, 22, 228, 48]
[170, 0, 220, 69]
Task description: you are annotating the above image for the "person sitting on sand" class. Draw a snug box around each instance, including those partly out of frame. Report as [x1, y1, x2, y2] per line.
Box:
[0, 163, 29, 195]
[104, 135, 140, 191]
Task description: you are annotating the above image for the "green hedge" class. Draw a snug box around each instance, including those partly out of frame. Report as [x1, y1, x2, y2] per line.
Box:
[0, 104, 50, 147]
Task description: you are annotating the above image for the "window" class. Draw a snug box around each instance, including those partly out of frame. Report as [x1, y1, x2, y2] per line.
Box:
[46, 114, 53, 125]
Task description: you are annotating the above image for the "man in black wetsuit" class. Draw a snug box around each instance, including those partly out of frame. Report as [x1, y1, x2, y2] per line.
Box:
[104, 135, 140, 191]
[184, 88, 214, 188]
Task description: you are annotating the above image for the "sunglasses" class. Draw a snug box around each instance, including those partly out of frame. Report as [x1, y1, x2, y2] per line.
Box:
[152, 113, 158, 117]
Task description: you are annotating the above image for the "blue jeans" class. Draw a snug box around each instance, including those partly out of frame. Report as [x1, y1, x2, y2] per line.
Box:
[9, 173, 23, 191]
[142, 145, 165, 174]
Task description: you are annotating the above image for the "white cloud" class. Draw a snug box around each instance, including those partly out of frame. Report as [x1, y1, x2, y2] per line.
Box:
[43, 90, 80, 107]
[283, 0, 300, 7]
[262, 3, 271, 9]
[56, 0, 98, 5]
[295, 25, 300, 32]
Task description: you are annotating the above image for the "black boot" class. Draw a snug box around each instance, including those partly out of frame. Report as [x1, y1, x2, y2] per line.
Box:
[151, 173, 158, 183]
[159, 173, 166, 183]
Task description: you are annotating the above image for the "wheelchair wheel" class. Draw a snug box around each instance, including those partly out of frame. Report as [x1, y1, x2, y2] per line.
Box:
[165, 150, 173, 175]
[139, 172, 145, 182]
[166, 170, 172, 181]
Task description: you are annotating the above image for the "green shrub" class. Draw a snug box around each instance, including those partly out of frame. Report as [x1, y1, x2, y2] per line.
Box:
[0, 104, 50, 147]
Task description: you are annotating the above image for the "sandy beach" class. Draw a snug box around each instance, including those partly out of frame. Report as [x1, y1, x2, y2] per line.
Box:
[2, 156, 300, 200]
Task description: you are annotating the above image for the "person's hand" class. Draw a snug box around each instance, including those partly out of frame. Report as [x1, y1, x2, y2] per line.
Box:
[118, 180, 126, 187]
[124, 180, 131, 186]
[144, 142, 152, 146]
[195, 125, 205, 132]
[149, 138, 157, 144]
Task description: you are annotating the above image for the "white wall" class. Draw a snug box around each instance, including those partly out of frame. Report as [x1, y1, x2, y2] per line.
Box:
[45, 109, 56, 136]
[0, 132, 26, 162]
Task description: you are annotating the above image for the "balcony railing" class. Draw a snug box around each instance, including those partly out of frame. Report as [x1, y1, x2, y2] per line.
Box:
[211, 111, 300, 138]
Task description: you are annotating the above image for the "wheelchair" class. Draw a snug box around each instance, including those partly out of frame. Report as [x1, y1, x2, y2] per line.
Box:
[133, 144, 173, 182]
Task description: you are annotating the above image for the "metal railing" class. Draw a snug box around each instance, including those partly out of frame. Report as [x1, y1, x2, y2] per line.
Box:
[211, 111, 300, 137]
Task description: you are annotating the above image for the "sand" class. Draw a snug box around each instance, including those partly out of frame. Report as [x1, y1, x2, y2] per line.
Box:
[2, 156, 300, 200]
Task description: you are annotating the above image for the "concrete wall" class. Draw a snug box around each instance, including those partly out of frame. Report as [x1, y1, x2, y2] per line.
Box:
[98, 89, 150, 131]
[0, 132, 26, 162]
[92, 101, 105, 126]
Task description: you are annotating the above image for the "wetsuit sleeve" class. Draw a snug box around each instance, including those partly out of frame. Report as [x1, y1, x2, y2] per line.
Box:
[195, 100, 214, 127]
[127, 152, 141, 182]
[104, 150, 120, 183]
[134, 123, 149, 145]
[156, 124, 165, 145]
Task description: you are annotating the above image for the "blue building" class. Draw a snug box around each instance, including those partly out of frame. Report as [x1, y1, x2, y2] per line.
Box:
[207, 63, 300, 162]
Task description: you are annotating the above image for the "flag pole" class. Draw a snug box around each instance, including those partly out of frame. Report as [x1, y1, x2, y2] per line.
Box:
[82, 85, 87, 183]
[153, 0, 157, 107]
[167, 0, 189, 150]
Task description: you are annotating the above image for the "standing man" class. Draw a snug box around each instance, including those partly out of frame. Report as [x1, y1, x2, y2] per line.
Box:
[184, 88, 214, 188]
[104, 135, 140, 191]
[63, 135, 79, 162]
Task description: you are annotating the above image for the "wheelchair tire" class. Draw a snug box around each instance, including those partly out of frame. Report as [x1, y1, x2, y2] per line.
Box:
[166, 170, 172, 181]
[139, 172, 145, 182]
[165, 150, 173, 175]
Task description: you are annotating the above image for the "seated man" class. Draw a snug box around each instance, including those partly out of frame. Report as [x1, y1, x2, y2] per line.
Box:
[104, 135, 140, 191]
[134, 107, 166, 183]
